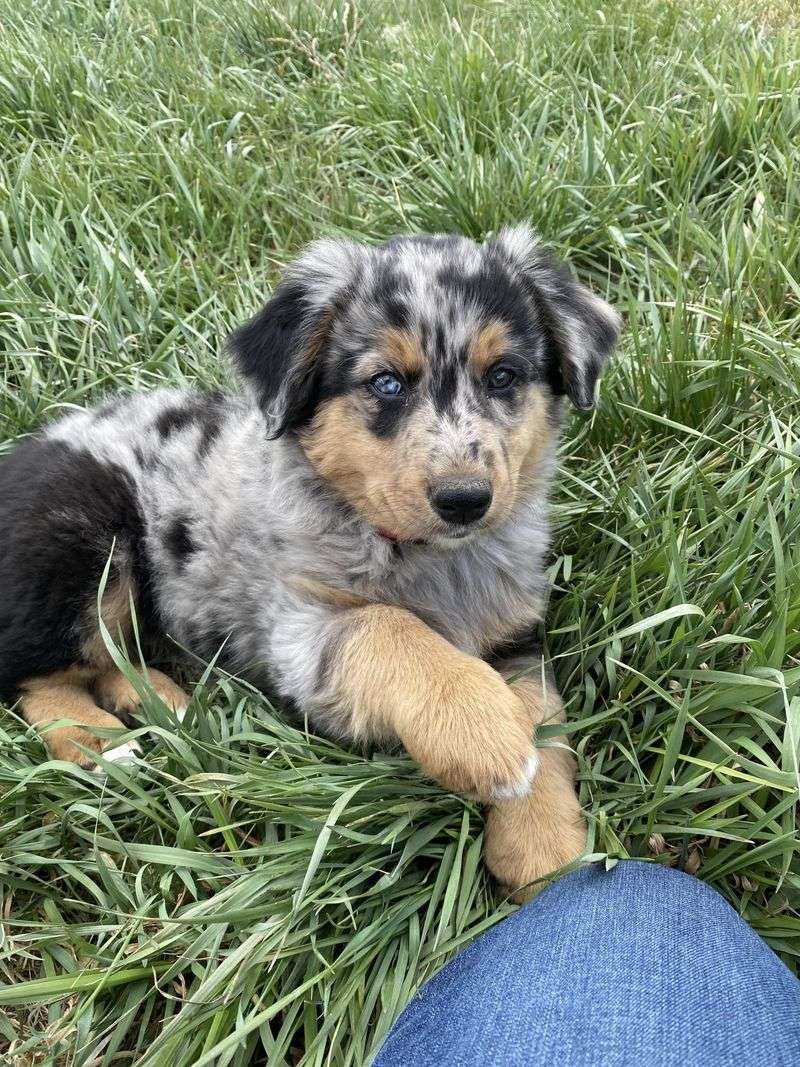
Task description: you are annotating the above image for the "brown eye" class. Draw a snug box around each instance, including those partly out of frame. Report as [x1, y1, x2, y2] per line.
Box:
[487, 366, 516, 392]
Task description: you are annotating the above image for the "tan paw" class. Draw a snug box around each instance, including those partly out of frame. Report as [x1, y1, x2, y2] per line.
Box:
[484, 746, 588, 902]
[93, 668, 189, 718]
[43, 716, 140, 769]
[399, 657, 539, 802]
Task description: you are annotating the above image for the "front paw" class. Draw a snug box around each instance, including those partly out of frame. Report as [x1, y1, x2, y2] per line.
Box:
[484, 747, 588, 902]
[399, 658, 539, 802]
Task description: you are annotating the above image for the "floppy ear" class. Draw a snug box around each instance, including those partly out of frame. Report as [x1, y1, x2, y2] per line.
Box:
[228, 238, 360, 436]
[491, 224, 621, 410]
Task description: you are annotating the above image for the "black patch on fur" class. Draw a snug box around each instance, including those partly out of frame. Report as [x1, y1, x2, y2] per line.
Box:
[369, 395, 414, 438]
[155, 405, 195, 438]
[314, 354, 362, 414]
[369, 267, 410, 331]
[432, 322, 447, 362]
[430, 356, 458, 417]
[229, 279, 355, 437]
[153, 393, 225, 454]
[196, 392, 225, 457]
[488, 623, 544, 665]
[165, 516, 195, 567]
[383, 297, 410, 330]
[184, 619, 233, 665]
[0, 438, 153, 701]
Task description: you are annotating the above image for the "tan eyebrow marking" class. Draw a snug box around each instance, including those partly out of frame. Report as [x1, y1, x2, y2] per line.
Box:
[470, 319, 511, 375]
[379, 327, 425, 376]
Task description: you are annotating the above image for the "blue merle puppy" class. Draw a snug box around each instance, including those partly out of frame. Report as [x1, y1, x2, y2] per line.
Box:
[0, 224, 619, 899]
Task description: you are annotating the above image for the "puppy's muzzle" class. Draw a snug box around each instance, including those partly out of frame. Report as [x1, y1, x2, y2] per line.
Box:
[429, 478, 492, 526]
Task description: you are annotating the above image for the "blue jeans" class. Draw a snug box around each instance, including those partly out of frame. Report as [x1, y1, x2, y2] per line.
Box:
[374, 861, 800, 1066]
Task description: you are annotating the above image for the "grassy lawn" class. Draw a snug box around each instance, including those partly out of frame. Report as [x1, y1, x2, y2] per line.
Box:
[1, 0, 800, 1062]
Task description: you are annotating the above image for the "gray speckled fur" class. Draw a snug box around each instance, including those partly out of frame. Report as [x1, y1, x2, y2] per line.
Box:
[46, 387, 554, 737]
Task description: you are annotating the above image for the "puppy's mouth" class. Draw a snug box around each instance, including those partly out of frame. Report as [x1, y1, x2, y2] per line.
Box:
[433, 526, 482, 547]
[375, 522, 483, 549]
[376, 527, 425, 546]
[436, 525, 475, 540]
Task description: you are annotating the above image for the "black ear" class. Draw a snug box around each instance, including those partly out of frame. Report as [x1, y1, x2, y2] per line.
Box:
[491, 224, 621, 410]
[228, 238, 360, 436]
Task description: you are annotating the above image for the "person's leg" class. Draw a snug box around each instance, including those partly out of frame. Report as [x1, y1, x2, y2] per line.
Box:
[373, 861, 800, 1067]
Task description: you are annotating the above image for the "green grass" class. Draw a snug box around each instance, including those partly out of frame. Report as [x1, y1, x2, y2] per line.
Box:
[1, 0, 800, 1062]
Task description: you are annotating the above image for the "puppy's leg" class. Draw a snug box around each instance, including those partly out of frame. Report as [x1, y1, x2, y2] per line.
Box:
[483, 663, 587, 902]
[320, 605, 538, 801]
[19, 667, 136, 767]
[93, 667, 189, 721]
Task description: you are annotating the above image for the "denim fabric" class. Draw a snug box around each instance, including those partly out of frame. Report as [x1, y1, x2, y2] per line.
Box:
[373, 861, 800, 1066]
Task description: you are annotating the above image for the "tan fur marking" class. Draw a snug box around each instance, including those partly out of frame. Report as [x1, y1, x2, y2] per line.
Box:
[484, 675, 587, 901]
[80, 575, 134, 668]
[380, 327, 425, 377]
[325, 604, 537, 800]
[300, 397, 434, 541]
[469, 319, 511, 375]
[20, 667, 127, 766]
[513, 387, 554, 485]
[288, 576, 374, 610]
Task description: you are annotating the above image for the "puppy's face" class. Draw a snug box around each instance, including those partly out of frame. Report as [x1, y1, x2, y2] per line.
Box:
[231, 227, 620, 546]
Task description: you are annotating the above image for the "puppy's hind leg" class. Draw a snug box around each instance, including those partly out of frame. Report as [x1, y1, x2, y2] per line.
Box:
[19, 667, 138, 768]
[93, 667, 190, 722]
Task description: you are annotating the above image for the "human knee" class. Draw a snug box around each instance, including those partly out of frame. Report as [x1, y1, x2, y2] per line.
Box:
[509, 860, 730, 935]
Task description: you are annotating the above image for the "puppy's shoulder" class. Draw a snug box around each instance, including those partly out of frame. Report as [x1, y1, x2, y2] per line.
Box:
[44, 387, 248, 473]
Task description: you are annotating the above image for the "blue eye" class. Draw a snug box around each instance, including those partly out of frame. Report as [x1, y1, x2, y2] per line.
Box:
[370, 372, 405, 398]
[487, 366, 516, 392]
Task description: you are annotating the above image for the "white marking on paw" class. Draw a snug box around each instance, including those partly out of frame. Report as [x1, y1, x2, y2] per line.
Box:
[492, 750, 540, 801]
[101, 740, 142, 764]
[173, 704, 188, 723]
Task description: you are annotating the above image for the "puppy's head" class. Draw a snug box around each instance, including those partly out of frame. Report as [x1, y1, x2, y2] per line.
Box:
[230, 225, 620, 546]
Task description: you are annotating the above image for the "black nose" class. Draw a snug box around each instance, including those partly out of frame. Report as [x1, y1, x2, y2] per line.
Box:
[430, 479, 493, 525]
